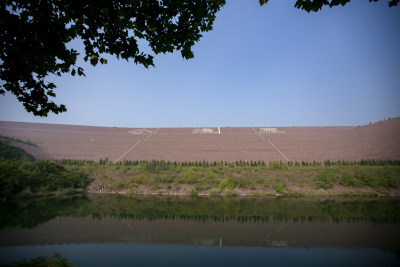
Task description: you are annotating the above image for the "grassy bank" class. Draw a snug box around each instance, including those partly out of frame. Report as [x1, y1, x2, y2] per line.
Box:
[60, 159, 400, 197]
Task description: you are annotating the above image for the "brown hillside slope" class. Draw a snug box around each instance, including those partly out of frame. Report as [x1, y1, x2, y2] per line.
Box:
[336, 118, 400, 160]
[0, 118, 399, 162]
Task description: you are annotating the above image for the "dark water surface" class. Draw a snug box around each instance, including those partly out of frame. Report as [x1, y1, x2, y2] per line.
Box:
[0, 195, 399, 266]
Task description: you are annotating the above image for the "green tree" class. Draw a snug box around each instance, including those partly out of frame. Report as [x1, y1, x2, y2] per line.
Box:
[0, 0, 225, 116]
[260, 0, 399, 11]
[1, 0, 397, 116]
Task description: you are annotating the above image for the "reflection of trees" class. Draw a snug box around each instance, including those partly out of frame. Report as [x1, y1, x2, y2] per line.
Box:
[1, 196, 399, 229]
[0, 196, 90, 229]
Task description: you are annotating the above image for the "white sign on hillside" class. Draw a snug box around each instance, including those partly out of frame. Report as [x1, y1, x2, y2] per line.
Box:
[128, 129, 153, 135]
[259, 128, 285, 134]
[192, 128, 218, 134]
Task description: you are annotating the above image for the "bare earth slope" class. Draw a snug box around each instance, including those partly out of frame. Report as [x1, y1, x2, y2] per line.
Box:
[0, 118, 399, 162]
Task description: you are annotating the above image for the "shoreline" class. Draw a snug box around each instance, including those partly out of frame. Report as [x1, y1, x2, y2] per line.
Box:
[86, 185, 400, 198]
[8, 185, 400, 200]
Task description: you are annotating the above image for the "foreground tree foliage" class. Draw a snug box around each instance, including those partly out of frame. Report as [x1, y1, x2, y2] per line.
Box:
[0, 0, 225, 116]
[259, 0, 399, 11]
[0, 0, 398, 115]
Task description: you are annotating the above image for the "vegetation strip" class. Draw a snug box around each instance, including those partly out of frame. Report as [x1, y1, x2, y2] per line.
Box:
[1, 140, 400, 199]
[57, 158, 400, 197]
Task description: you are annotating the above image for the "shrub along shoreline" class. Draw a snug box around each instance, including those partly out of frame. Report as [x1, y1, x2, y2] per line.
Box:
[1, 140, 400, 199]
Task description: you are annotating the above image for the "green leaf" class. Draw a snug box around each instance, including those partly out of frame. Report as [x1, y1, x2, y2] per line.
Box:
[90, 55, 99, 66]
[46, 91, 56, 97]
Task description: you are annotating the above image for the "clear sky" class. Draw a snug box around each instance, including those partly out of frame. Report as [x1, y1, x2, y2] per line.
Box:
[1, 1, 399, 127]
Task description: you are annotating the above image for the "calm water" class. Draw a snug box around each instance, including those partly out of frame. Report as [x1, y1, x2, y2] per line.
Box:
[0, 195, 399, 266]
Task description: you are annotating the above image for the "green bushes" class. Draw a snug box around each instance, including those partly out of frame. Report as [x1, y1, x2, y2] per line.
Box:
[355, 166, 399, 189]
[0, 159, 22, 196]
[272, 182, 285, 194]
[383, 166, 399, 188]
[338, 173, 363, 187]
[272, 177, 288, 194]
[315, 169, 336, 189]
[237, 177, 246, 188]
[116, 179, 127, 190]
[219, 176, 236, 190]
[317, 166, 400, 190]
[183, 170, 200, 184]
[0, 140, 35, 161]
[76, 158, 399, 195]
[0, 158, 92, 198]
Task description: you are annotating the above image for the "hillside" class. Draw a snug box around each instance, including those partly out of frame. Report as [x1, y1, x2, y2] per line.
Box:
[0, 118, 399, 162]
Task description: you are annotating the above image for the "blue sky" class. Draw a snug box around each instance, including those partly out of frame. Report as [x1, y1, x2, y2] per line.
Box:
[1, 1, 399, 127]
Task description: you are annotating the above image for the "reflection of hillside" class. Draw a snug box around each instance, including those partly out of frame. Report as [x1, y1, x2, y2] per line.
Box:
[1, 216, 400, 252]
[1, 195, 399, 230]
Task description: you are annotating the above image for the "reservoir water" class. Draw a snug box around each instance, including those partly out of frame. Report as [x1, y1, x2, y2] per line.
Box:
[0, 195, 399, 266]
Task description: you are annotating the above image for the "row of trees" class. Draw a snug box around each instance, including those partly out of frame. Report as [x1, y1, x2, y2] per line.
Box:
[57, 158, 400, 167]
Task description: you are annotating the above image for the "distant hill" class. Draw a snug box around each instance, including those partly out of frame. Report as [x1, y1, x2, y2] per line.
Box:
[0, 118, 399, 162]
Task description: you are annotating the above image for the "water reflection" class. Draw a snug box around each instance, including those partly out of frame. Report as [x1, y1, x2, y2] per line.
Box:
[1, 195, 400, 228]
[0, 195, 399, 266]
